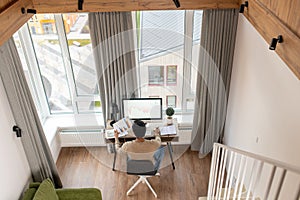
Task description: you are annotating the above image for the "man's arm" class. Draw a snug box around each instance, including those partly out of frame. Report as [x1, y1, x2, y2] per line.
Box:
[114, 130, 121, 150]
[154, 127, 161, 143]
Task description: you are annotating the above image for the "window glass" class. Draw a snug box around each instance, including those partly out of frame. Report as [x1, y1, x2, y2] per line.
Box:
[167, 96, 176, 108]
[148, 66, 164, 85]
[28, 14, 73, 114]
[76, 101, 101, 113]
[63, 13, 99, 96]
[138, 10, 184, 109]
[166, 65, 177, 85]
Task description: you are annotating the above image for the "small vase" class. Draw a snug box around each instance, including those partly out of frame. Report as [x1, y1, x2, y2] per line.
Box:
[167, 117, 173, 125]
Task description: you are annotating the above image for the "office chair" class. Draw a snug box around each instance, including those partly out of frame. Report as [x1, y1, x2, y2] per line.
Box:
[126, 159, 158, 198]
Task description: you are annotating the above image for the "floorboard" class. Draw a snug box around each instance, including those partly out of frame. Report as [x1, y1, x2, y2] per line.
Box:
[56, 145, 211, 200]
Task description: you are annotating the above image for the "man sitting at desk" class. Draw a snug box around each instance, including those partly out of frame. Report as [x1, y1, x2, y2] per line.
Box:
[114, 120, 165, 175]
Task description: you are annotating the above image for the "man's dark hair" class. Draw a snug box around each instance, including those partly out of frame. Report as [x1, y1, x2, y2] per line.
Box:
[134, 120, 146, 127]
[132, 120, 147, 138]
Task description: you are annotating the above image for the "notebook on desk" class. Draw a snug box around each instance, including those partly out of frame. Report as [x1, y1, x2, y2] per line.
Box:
[159, 124, 177, 135]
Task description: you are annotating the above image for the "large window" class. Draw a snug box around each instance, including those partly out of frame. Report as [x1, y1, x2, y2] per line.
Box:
[14, 13, 100, 119]
[136, 10, 203, 115]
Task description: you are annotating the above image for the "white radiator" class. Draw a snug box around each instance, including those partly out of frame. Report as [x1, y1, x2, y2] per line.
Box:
[59, 130, 106, 147]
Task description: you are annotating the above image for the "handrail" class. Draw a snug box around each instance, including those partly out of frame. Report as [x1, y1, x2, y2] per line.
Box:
[214, 143, 300, 174]
[205, 143, 300, 200]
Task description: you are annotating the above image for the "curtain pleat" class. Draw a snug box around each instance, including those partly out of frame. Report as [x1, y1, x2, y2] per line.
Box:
[89, 12, 138, 124]
[0, 38, 62, 188]
[191, 9, 239, 157]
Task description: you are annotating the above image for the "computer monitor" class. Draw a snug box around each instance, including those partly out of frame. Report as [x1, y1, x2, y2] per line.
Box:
[122, 98, 162, 120]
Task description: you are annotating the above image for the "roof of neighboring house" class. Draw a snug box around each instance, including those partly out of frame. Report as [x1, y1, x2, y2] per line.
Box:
[139, 10, 202, 60]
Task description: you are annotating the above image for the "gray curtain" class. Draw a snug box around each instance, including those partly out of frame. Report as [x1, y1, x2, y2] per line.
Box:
[89, 12, 138, 124]
[0, 38, 62, 188]
[191, 9, 239, 156]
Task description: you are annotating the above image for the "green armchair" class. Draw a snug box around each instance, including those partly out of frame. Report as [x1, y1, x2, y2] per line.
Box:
[22, 179, 102, 200]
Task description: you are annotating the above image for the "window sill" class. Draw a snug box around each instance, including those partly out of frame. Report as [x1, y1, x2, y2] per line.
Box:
[43, 113, 104, 144]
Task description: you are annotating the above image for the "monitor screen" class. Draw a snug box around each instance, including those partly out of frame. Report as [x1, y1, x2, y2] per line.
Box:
[122, 98, 162, 120]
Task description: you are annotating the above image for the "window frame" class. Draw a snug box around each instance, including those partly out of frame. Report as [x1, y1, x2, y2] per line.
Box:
[16, 13, 101, 120]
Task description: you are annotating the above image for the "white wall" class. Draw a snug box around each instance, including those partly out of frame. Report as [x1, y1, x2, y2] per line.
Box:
[0, 77, 31, 200]
[224, 15, 300, 167]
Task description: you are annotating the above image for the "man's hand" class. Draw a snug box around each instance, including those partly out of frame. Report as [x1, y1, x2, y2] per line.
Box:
[154, 127, 161, 136]
[114, 130, 120, 138]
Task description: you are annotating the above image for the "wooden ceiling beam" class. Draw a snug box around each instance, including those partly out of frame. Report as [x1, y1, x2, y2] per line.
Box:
[0, 0, 34, 46]
[240, 0, 300, 79]
[31, 0, 239, 13]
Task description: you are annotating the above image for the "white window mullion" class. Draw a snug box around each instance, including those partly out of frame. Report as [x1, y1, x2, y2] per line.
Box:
[54, 14, 78, 114]
[18, 23, 50, 119]
[182, 10, 194, 112]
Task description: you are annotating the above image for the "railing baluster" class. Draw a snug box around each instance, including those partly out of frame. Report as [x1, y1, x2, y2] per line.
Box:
[216, 148, 226, 199]
[226, 152, 237, 200]
[246, 159, 257, 200]
[238, 157, 248, 199]
[274, 169, 286, 200]
[207, 145, 218, 200]
[223, 150, 233, 199]
[217, 149, 228, 199]
[263, 166, 276, 200]
[233, 155, 244, 199]
[252, 161, 263, 199]
[212, 146, 221, 198]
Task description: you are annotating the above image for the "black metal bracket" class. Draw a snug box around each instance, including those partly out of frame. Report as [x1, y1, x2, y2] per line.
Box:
[78, 0, 84, 10]
[13, 126, 22, 138]
[21, 7, 37, 14]
[173, 0, 180, 8]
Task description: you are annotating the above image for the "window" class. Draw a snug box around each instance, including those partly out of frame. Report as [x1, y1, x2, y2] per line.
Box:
[136, 10, 203, 115]
[166, 65, 177, 85]
[14, 13, 101, 119]
[167, 96, 176, 108]
[148, 66, 164, 85]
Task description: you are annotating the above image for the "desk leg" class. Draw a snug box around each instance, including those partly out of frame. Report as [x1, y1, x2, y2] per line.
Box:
[167, 142, 175, 170]
[112, 145, 117, 171]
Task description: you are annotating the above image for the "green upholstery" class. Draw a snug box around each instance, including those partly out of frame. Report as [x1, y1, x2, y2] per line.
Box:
[56, 188, 102, 200]
[33, 179, 59, 200]
[22, 179, 102, 200]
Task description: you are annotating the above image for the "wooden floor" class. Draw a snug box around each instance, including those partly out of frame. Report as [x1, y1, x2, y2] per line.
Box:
[56, 145, 211, 200]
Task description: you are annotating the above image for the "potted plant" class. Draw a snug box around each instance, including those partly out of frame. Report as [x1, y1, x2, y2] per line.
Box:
[166, 107, 175, 125]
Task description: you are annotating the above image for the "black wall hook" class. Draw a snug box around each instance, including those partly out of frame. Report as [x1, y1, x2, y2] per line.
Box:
[12, 126, 22, 138]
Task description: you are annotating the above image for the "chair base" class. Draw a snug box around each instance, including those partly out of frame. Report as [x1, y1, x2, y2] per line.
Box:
[127, 175, 157, 198]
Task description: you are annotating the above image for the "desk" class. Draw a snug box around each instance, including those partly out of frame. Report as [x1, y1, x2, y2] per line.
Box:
[104, 119, 179, 171]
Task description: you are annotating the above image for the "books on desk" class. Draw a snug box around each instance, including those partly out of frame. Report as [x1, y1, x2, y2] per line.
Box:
[160, 124, 177, 135]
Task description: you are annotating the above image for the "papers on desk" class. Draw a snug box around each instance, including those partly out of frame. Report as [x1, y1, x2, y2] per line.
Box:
[113, 117, 131, 137]
[105, 129, 115, 139]
[160, 124, 177, 135]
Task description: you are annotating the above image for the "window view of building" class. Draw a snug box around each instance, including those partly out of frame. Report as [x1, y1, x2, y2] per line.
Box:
[148, 66, 164, 85]
[137, 10, 203, 113]
[166, 65, 177, 85]
[167, 95, 177, 108]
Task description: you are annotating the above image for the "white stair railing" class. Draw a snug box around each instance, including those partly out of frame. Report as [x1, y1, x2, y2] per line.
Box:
[205, 143, 300, 200]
